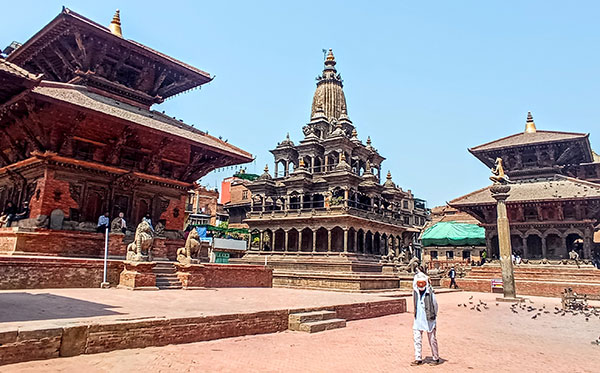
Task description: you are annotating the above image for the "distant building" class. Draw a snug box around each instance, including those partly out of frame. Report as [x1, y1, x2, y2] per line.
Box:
[185, 186, 219, 227]
[222, 171, 258, 229]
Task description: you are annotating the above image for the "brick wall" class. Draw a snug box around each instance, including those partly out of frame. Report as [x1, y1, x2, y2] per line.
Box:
[29, 169, 79, 218]
[176, 264, 272, 288]
[0, 256, 122, 290]
[160, 195, 187, 230]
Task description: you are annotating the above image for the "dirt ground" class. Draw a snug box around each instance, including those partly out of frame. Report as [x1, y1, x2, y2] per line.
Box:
[5, 291, 600, 373]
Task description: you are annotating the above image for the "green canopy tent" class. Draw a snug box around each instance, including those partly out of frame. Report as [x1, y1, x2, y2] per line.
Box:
[421, 221, 485, 247]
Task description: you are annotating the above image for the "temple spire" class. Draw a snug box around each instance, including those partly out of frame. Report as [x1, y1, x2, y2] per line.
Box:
[310, 48, 347, 122]
[109, 10, 123, 38]
[525, 111, 536, 133]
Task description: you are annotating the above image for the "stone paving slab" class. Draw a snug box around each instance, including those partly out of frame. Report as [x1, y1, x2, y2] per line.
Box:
[6, 291, 599, 372]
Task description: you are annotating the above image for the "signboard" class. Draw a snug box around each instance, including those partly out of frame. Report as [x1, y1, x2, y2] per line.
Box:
[214, 251, 230, 264]
[213, 238, 247, 251]
[491, 278, 503, 293]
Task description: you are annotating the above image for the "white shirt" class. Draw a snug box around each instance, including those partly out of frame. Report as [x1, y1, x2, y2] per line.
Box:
[413, 287, 437, 332]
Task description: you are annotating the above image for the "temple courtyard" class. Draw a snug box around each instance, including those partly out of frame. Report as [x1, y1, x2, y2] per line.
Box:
[2, 290, 598, 372]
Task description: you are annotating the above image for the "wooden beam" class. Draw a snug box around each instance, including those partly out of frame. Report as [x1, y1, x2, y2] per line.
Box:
[58, 38, 83, 69]
[52, 44, 76, 73]
[73, 30, 89, 70]
[157, 77, 192, 97]
[109, 50, 131, 80]
[39, 54, 65, 81]
[151, 69, 168, 96]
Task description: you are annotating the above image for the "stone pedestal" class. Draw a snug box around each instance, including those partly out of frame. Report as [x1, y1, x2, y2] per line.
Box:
[174, 263, 206, 290]
[490, 183, 517, 299]
[118, 261, 158, 290]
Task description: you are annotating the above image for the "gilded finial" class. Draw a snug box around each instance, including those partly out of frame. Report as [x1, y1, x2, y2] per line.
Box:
[326, 48, 335, 61]
[264, 164, 269, 173]
[339, 152, 346, 162]
[387, 170, 392, 180]
[366, 136, 372, 145]
[109, 9, 123, 37]
[299, 158, 305, 168]
[525, 111, 536, 133]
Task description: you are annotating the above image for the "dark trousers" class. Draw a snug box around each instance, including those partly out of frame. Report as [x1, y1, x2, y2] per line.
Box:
[96, 224, 109, 233]
[449, 278, 457, 289]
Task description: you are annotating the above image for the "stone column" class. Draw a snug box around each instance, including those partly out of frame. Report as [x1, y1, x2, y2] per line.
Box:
[274, 162, 279, 177]
[584, 227, 593, 259]
[312, 230, 317, 253]
[541, 236, 547, 259]
[259, 230, 264, 252]
[522, 237, 528, 259]
[285, 160, 289, 176]
[491, 183, 517, 300]
[324, 156, 329, 172]
[285, 195, 290, 211]
[298, 229, 303, 251]
[300, 194, 304, 210]
[284, 230, 289, 253]
[327, 229, 332, 252]
[311, 157, 315, 173]
[354, 230, 358, 253]
[344, 189, 349, 207]
[343, 229, 349, 254]
[261, 196, 265, 212]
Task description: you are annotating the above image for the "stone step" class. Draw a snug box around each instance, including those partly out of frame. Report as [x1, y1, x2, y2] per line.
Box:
[156, 284, 182, 289]
[292, 318, 347, 333]
[289, 310, 337, 324]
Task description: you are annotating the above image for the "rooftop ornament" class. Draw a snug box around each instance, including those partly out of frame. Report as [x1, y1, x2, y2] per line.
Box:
[525, 111, 537, 133]
[109, 9, 123, 38]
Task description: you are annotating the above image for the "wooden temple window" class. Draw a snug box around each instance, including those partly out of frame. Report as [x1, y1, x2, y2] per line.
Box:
[121, 149, 143, 169]
[522, 151, 537, 168]
[430, 250, 438, 259]
[524, 206, 538, 221]
[564, 204, 577, 220]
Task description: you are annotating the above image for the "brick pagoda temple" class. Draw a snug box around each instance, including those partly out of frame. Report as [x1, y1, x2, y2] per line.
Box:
[0, 8, 252, 264]
[240, 50, 429, 290]
[450, 112, 600, 261]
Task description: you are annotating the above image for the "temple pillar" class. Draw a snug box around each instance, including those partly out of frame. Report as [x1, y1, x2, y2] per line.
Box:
[491, 183, 517, 300]
[259, 230, 264, 252]
[312, 230, 317, 253]
[300, 194, 304, 210]
[274, 162, 279, 177]
[584, 227, 593, 259]
[261, 196, 265, 212]
[541, 236, 547, 259]
[284, 230, 289, 253]
[327, 229, 332, 252]
[343, 228, 348, 254]
[361, 233, 366, 254]
[285, 195, 290, 211]
[285, 160, 289, 176]
[310, 157, 315, 173]
[298, 229, 303, 251]
[344, 189, 349, 207]
[522, 237, 528, 259]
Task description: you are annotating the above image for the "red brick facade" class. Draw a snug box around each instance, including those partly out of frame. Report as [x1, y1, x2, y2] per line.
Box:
[176, 263, 272, 289]
[0, 256, 122, 290]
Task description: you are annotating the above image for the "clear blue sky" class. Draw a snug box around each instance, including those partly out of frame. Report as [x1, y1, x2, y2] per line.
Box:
[3, 1, 599, 207]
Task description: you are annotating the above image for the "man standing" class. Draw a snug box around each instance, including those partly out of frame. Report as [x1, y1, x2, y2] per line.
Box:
[97, 211, 110, 233]
[448, 266, 457, 289]
[411, 272, 440, 366]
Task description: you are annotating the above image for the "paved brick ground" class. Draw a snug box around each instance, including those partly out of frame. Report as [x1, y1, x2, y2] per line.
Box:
[6, 291, 599, 372]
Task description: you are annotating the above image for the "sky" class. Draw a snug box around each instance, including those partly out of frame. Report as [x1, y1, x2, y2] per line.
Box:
[3, 1, 600, 208]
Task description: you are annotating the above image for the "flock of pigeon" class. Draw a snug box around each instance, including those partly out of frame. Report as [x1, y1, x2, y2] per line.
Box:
[457, 295, 600, 345]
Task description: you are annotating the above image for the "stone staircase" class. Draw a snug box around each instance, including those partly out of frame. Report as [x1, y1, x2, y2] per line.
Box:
[153, 262, 182, 290]
[288, 310, 346, 333]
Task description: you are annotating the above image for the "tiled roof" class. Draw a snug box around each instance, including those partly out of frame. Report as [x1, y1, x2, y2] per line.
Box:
[470, 130, 588, 152]
[32, 82, 252, 161]
[0, 59, 42, 81]
[449, 176, 600, 206]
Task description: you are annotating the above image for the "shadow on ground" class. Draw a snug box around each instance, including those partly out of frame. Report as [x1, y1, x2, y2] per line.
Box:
[0, 292, 123, 323]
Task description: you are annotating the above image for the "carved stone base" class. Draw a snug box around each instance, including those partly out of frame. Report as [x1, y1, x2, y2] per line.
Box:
[118, 261, 158, 290]
[177, 255, 200, 266]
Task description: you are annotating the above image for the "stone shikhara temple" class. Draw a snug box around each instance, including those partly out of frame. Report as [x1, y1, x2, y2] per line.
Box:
[451, 113, 600, 261]
[0, 9, 252, 262]
[242, 50, 429, 290]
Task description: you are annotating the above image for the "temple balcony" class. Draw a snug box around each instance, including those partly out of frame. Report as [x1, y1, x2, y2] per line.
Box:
[247, 204, 416, 228]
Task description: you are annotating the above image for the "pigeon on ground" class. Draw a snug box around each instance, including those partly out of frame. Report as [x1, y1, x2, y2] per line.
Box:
[469, 295, 473, 300]
[532, 314, 538, 319]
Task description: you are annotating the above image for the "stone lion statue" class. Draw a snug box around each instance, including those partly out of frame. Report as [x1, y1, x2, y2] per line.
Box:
[407, 256, 420, 273]
[177, 228, 202, 264]
[126, 220, 154, 261]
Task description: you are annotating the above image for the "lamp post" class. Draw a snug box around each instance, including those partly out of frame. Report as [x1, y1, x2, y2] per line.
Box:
[489, 157, 518, 300]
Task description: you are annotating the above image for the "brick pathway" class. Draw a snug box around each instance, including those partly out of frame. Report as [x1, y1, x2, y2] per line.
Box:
[6, 291, 599, 372]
